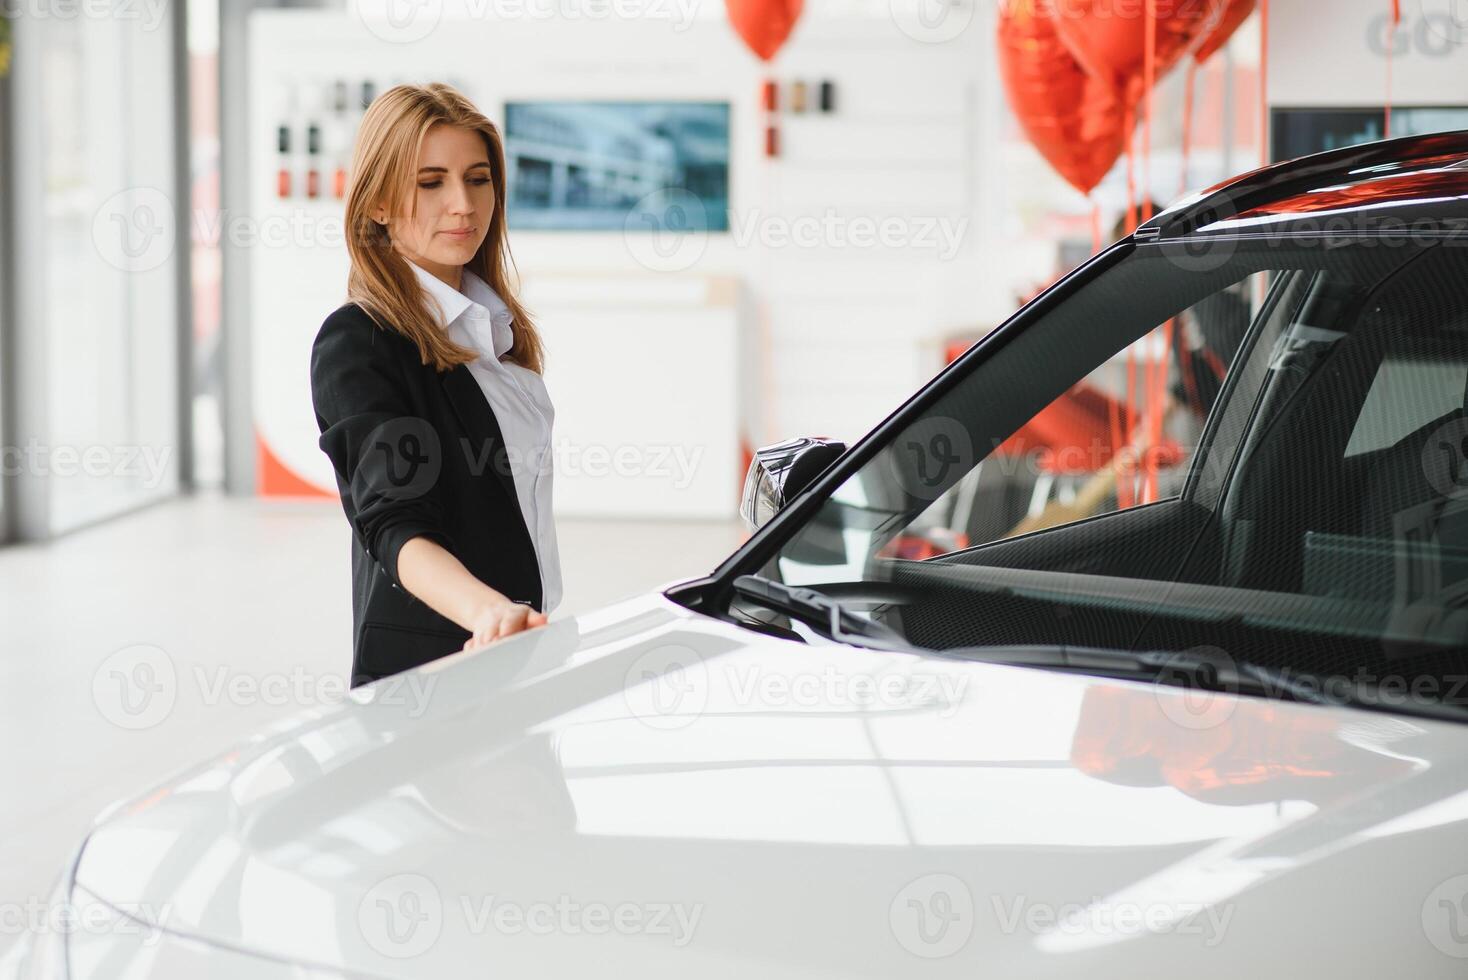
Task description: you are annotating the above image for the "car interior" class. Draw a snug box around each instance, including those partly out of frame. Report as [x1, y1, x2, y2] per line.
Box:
[860, 244, 1468, 693]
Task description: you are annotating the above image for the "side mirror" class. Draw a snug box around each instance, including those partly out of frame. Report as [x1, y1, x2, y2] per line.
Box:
[739, 437, 848, 531]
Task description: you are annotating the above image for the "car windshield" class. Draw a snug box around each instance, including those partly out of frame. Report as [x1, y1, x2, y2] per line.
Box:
[738, 235, 1468, 717]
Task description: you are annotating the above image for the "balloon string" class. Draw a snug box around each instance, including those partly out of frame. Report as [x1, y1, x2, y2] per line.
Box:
[1121, 103, 1138, 508]
[1124, 104, 1137, 233]
[1142, 0, 1155, 223]
[1180, 60, 1198, 196]
[1259, 0, 1269, 165]
[1108, 366, 1124, 476]
[1145, 318, 1176, 503]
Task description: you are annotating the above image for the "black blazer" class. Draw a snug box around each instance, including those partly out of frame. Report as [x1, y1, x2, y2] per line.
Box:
[309, 302, 543, 687]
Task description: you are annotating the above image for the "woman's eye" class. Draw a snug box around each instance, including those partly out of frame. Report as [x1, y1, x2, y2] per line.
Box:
[418, 181, 442, 189]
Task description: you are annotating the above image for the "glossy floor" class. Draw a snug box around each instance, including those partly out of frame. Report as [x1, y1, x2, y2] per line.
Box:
[0, 494, 743, 956]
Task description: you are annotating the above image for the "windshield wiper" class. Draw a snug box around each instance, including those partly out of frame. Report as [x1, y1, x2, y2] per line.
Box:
[732, 574, 907, 650]
[932, 644, 1341, 706]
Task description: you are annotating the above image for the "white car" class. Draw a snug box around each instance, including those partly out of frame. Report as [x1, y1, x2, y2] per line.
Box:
[10, 131, 1468, 978]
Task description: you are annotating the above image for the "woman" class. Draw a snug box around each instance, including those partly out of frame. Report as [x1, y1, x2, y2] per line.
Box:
[310, 83, 559, 688]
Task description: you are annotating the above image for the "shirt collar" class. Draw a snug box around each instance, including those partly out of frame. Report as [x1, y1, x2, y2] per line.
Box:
[407, 259, 515, 360]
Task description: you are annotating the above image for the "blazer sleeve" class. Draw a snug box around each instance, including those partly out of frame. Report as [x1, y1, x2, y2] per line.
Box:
[309, 306, 454, 592]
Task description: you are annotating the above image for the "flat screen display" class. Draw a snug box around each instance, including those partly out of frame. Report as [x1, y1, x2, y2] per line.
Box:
[503, 101, 730, 231]
[1271, 106, 1468, 162]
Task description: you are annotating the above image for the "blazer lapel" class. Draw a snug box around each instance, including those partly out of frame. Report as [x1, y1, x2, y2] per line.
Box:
[439, 364, 535, 552]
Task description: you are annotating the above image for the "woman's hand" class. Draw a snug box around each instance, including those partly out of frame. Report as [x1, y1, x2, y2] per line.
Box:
[462, 597, 549, 652]
[393, 537, 549, 653]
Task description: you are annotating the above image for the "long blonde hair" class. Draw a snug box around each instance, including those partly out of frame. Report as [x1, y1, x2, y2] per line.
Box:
[344, 82, 544, 374]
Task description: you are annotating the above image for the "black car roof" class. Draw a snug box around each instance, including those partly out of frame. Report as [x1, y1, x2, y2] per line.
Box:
[1139, 129, 1468, 241]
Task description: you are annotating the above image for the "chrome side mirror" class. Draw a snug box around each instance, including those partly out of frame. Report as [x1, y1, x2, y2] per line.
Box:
[739, 437, 848, 531]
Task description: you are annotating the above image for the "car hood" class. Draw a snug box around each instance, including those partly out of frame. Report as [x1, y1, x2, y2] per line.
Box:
[75, 591, 1468, 978]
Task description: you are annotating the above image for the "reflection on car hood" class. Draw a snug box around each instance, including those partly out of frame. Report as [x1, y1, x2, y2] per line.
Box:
[75, 592, 1468, 978]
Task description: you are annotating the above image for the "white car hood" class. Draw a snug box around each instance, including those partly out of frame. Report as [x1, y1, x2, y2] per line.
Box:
[75, 592, 1468, 978]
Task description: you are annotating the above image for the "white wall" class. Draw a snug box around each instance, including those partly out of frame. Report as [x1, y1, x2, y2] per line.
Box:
[247, 2, 1000, 517]
[1269, 0, 1468, 106]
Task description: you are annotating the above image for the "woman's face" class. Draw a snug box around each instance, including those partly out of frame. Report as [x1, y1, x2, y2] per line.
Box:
[379, 122, 495, 286]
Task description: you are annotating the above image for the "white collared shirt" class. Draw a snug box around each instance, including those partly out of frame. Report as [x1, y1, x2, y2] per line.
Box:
[408, 259, 562, 615]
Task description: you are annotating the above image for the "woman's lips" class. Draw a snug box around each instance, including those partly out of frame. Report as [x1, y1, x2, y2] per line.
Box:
[440, 227, 476, 240]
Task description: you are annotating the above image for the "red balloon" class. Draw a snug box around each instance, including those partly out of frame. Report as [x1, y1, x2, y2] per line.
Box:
[998, 0, 1129, 195]
[1194, 0, 1255, 63]
[726, 0, 803, 62]
[1051, 0, 1218, 97]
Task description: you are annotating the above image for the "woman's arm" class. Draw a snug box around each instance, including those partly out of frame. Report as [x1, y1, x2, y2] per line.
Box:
[310, 308, 545, 650]
[396, 535, 547, 650]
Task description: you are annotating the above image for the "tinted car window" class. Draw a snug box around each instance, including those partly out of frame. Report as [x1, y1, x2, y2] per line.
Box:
[753, 238, 1468, 711]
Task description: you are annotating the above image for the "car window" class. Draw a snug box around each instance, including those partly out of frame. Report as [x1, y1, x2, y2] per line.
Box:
[888, 272, 1269, 560]
[751, 238, 1468, 712]
[1344, 355, 1468, 458]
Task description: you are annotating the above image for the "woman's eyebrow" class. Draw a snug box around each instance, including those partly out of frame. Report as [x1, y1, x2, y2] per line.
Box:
[416, 162, 492, 174]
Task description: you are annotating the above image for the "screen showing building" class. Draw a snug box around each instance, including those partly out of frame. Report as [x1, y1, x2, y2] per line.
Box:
[504, 101, 731, 231]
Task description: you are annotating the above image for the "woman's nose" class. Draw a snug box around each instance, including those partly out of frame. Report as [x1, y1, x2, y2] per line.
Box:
[448, 181, 474, 214]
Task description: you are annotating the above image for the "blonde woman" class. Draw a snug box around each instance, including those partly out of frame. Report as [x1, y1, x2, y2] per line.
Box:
[310, 83, 558, 688]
